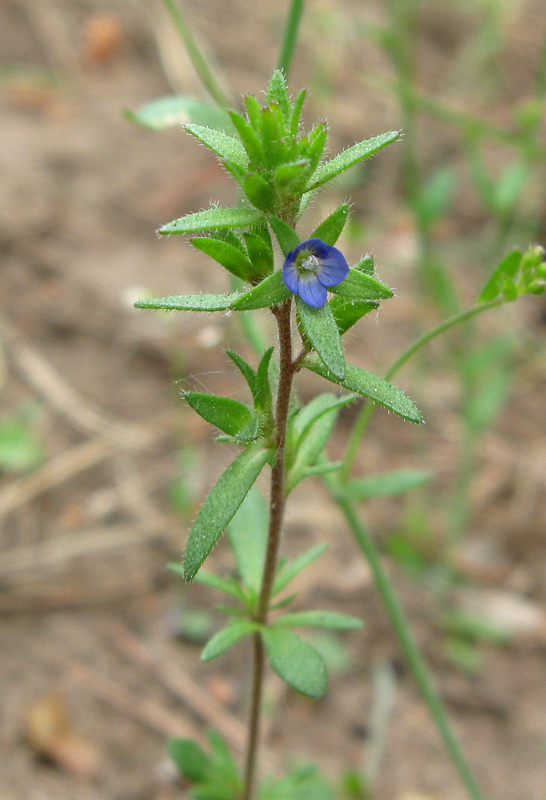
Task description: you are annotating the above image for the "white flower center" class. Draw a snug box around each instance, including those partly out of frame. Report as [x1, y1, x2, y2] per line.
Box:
[300, 254, 319, 272]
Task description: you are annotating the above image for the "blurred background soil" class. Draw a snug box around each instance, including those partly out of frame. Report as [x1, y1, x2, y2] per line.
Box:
[1, 1, 546, 798]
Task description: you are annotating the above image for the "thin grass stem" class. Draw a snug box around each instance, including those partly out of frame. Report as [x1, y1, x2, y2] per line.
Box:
[277, 0, 305, 79]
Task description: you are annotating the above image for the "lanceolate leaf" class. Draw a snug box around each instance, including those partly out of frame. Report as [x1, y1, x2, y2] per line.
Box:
[228, 487, 268, 593]
[274, 611, 363, 630]
[167, 738, 211, 782]
[310, 203, 350, 246]
[135, 293, 240, 311]
[184, 392, 253, 436]
[159, 206, 262, 235]
[269, 215, 300, 256]
[185, 123, 248, 166]
[273, 543, 328, 596]
[226, 350, 259, 400]
[330, 296, 378, 334]
[347, 469, 433, 500]
[201, 620, 258, 661]
[329, 268, 393, 301]
[292, 393, 356, 443]
[184, 445, 271, 580]
[191, 237, 254, 280]
[296, 297, 345, 380]
[267, 70, 291, 121]
[304, 359, 423, 424]
[261, 627, 328, 698]
[306, 130, 401, 191]
[232, 270, 291, 310]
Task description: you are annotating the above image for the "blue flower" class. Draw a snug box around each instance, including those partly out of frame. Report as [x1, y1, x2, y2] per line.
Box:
[282, 238, 349, 308]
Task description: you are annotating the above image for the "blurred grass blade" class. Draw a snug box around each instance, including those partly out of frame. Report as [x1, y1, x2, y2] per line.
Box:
[124, 96, 233, 131]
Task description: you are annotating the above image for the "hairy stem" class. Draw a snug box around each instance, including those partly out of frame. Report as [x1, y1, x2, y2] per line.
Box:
[242, 298, 294, 800]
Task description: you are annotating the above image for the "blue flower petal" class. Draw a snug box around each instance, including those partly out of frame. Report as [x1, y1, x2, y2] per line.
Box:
[316, 246, 349, 287]
[302, 238, 330, 259]
[282, 252, 300, 293]
[298, 274, 327, 307]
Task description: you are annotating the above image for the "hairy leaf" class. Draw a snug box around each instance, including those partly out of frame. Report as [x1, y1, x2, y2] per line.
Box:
[262, 627, 328, 698]
[304, 359, 423, 424]
[160, 206, 262, 235]
[310, 203, 350, 246]
[296, 297, 345, 380]
[186, 123, 248, 166]
[184, 392, 253, 436]
[329, 268, 393, 301]
[269, 215, 300, 255]
[274, 611, 363, 630]
[191, 237, 254, 280]
[228, 487, 268, 593]
[134, 293, 240, 311]
[306, 130, 401, 191]
[232, 270, 290, 310]
[201, 620, 258, 661]
[184, 445, 270, 580]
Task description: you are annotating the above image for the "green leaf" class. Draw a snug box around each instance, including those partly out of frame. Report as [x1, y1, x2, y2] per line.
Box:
[201, 620, 258, 661]
[260, 104, 288, 167]
[184, 445, 271, 580]
[267, 70, 291, 121]
[329, 267, 393, 301]
[297, 461, 344, 480]
[306, 130, 401, 191]
[167, 738, 211, 782]
[244, 94, 262, 131]
[290, 89, 307, 136]
[226, 350, 259, 399]
[255, 346, 274, 412]
[229, 110, 265, 165]
[273, 543, 328, 596]
[347, 469, 433, 500]
[292, 393, 356, 442]
[296, 297, 345, 380]
[188, 567, 245, 601]
[354, 254, 375, 274]
[243, 172, 277, 212]
[228, 487, 268, 593]
[232, 270, 290, 310]
[0, 417, 43, 472]
[310, 203, 350, 245]
[186, 123, 248, 166]
[269, 216, 300, 255]
[134, 293, 240, 312]
[329, 296, 378, 334]
[304, 359, 423, 424]
[160, 206, 262, 235]
[124, 96, 233, 132]
[275, 159, 310, 188]
[243, 228, 274, 278]
[287, 404, 341, 493]
[274, 611, 363, 630]
[192, 237, 254, 281]
[261, 627, 328, 698]
[478, 249, 522, 302]
[184, 392, 253, 436]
